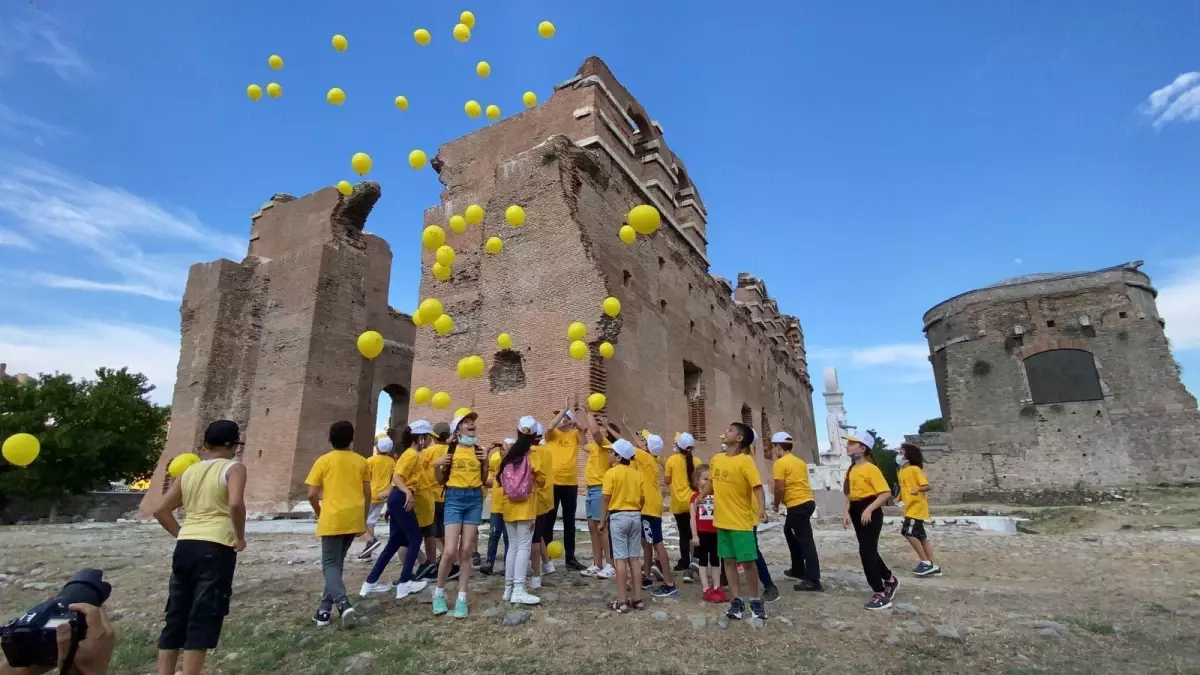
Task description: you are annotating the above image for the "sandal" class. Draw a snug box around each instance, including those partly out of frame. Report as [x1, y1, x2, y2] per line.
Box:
[629, 599, 646, 611]
[606, 599, 623, 612]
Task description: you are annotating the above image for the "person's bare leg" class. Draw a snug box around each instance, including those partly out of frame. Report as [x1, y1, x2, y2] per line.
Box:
[723, 559, 741, 598]
[156, 650, 179, 675]
[614, 558, 627, 604]
[742, 559, 761, 597]
[696, 564, 711, 590]
[629, 558, 643, 602]
[921, 539, 936, 563]
[588, 521, 603, 568]
[424, 536, 438, 568]
[458, 526, 479, 594]
[436, 524, 462, 590]
[181, 650, 207, 675]
[642, 542, 653, 582]
[654, 542, 675, 585]
[904, 535, 924, 562]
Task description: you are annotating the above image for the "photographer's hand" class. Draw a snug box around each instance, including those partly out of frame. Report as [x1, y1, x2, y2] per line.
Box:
[60, 604, 114, 675]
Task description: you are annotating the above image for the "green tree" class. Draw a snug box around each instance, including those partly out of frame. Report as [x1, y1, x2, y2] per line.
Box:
[866, 428, 899, 492]
[0, 368, 170, 503]
[918, 417, 946, 433]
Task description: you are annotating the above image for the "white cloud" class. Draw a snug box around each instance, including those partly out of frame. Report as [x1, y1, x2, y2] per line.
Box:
[810, 342, 930, 368]
[1159, 262, 1200, 351]
[0, 320, 179, 404]
[1141, 72, 1200, 128]
[0, 227, 34, 249]
[0, 157, 244, 302]
[0, 9, 89, 82]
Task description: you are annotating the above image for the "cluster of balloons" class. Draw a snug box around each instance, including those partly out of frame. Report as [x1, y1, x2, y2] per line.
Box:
[456, 355, 486, 378]
[619, 204, 662, 245]
[2, 433, 39, 467]
[246, 53, 285, 102]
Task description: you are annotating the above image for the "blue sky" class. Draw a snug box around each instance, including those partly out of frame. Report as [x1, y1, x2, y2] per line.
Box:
[1, 0, 1197, 448]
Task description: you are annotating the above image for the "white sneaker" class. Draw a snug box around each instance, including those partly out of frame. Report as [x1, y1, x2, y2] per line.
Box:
[580, 565, 600, 578]
[597, 564, 615, 579]
[395, 579, 427, 600]
[511, 588, 541, 605]
[529, 576, 542, 589]
[503, 585, 513, 602]
[359, 581, 392, 597]
[542, 562, 556, 575]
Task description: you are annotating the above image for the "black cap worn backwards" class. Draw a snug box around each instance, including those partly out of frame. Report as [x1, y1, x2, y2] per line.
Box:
[204, 420, 243, 447]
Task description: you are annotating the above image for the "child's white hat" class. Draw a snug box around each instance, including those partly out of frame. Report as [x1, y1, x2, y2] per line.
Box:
[517, 416, 538, 434]
[612, 439, 636, 460]
[676, 432, 695, 450]
[771, 432, 793, 444]
[377, 437, 394, 452]
[646, 434, 664, 456]
[409, 420, 433, 435]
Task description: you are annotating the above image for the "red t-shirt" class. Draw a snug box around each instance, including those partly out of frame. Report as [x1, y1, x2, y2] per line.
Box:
[691, 491, 716, 534]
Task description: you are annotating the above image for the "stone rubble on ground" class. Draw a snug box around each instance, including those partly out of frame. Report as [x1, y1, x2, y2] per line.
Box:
[935, 624, 964, 642]
[690, 615, 707, 631]
[502, 610, 531, 627]
[341, 652, 375, 673]
[892, 602, 920, 615]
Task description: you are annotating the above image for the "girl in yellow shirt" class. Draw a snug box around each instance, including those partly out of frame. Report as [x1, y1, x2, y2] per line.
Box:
[496, 416, 547, 606]
[897, 444, 940, 577]
[581, 413, 615, 579]
[359, 422, 433, 601]
[430, 412, 488, 618]
[664, 432, 698, 580]
[841, 430, 899, 611]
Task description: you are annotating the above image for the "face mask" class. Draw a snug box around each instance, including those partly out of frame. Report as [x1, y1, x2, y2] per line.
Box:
[898, 455, 908, 466]
[849, 450, 865, 461]
[458, 435, 477, 447]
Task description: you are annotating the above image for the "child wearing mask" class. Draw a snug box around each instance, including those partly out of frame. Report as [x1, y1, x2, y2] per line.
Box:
[841, 430, 900, 610]
[897, 443, 940, 576]
[431, 413, 488, 617]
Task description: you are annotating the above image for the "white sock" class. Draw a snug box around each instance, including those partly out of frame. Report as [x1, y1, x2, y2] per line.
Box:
[433, 587, 445, 598]
[457, 591, 467, 603]
[921, 560, 930, 565]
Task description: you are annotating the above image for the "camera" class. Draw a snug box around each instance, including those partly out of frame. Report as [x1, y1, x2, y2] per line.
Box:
[1, 569, 111, 668]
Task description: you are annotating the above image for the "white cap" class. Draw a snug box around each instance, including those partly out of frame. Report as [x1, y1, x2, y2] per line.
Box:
[377, 437, 394, 452]
[675, 432, 695, 450]
[517, 416, 538, 434]
[842, 430, 877, 448]
[504, 438, 516, 446]
[771, 432, 793, 444]
[409, 419, 433, 435]
[646, 434, 664, 456]
[612, 438, 636, 460]
[451, 411, 478, 434]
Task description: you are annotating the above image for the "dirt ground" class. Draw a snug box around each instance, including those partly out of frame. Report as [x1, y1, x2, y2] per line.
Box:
[2, 487, 1199, 675]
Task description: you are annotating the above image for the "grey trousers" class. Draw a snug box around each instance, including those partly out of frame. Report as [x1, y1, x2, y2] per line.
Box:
[319, 534, 356, 611]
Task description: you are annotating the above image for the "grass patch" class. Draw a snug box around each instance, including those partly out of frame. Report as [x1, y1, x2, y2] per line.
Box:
[109, 625, 158, 673]
[1061, 617, 1117, 636]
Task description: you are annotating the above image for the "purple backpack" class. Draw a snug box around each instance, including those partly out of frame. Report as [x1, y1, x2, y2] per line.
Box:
[500, 456, 533, 502]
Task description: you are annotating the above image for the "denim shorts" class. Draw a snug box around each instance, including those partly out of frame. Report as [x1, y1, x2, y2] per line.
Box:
[443, 487, 484, 526]
[609, 511, 642, 560]
[585, 485, 603, 521]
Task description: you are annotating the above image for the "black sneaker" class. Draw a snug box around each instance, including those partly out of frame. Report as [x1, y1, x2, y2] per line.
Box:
[336, 599, 357, 628]
[672, 560, 689, 572]
[726, 597, 745, 620]
[749, 598, 767, 620]
[415, 562, 437, 580]
[313, 609, 331, 627]
[865, 592, 892, 610]
[782, 568, 801, 581]
[883, 576, 899, 601]
[471, 552, 482, 567]
[649, 584, 679, 598]
[641, 576, 653, 589]
[356, 539, 381, 560]
[762, 584, 780, 603]
[447, 564, 461, 581]
[793, 580, 824, 592]
[478, 563, 493, 576]
[565, 557, 586, 572]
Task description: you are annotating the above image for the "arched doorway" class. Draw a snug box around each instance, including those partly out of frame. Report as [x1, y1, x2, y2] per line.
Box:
[378, 384, 410, 435]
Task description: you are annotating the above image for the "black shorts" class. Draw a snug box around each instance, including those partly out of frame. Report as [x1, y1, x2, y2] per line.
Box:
[534, 511, 555, 544]
[420, 523, 436, 540]
[158, 539, 237, 651]
[641, 515, 663, 545]
[434, 501, 446, 539]
[695, 531, 719, 568]
[901, 517, 928, 541]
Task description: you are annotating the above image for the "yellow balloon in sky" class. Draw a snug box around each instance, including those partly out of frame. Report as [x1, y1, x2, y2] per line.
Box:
[497, 332, 513, 350]
[476, 61, 491, 78]
[628, 204, 661, 235]
[569, 340, 588, 360]
[414, 28, 431, 45]
[422, 225, 447, 251]
[409, 149, 428, 169]
[453, 23, 471, 42]
[433, 314, 454, 335]
[432, 262, 451, 281]
[567, 321, 587, 341]
[465, 204, 485, 224]
[599, 341, 614, 359]
[432, 391, 451, 409]
[505, 205, 525, 227]
[465, 100, 482, 118]
[268, 54, 284, 70]
[603, 296, 621, 318]
[332, 34, 348, 51]
[2, 433, 40, 467]
[395, 95, 409, 111]
[412, 308, 426, 327]
[485, 236, 503, 254]
[266, 82, 282, 98]
[247, 84, 262, 101]
[419, 297, 444, 321]
[523, 91, 537, 107]
[436, 245, 456, 267]
[448, 215, 467, 233]
[357, 330, 384, 359]
[414, 386, 432, 405]
[337, 181, 353, 196]
[486, 104, 500, 120]
[168, 452, 201, 478]
[327, 87, 346, 105]
[538, 21, 556, 38]
[618, 225, 636, 244]
[351, 152, 372, 176]
[460, 11, 476, 29]
[588, 393, 607, 412]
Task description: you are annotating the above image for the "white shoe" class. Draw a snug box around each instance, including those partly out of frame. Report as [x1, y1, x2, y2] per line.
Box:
[359, 581, 392, 597]
[511, 588, 541, 605]
[503, 585, 513, 602]
[395, 580, 427, 600]
[597, 564, 615, 579]
[542, 562, 556, 575]
[580, 565, 600, 578]
[529, 576, 542, 589]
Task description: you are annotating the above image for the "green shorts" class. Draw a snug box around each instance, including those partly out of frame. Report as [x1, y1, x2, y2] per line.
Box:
[716, 528, 757, 563]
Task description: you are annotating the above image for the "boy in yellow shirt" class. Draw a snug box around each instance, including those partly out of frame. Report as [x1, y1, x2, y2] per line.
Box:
[770, 431, 822, 592]
[545, 402, 587, 571]
[841, 430, 899, 611]
[305, 421, 370, 628]
[634, 433, 678, 598]
[598, 439, 645, 612]
[897, 444, 940, 577]
[356, 436, 396, 561]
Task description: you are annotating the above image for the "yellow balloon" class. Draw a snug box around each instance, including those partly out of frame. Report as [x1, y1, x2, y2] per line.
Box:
[470, 355, 486, 377]
[337, 181, 353, 196]
[618, 225, 637, 244]
[414, 28, 431, 45]
[357, 330, 384, 359]
[2, 433, 40, 467]
[522, 91, 537, 108]
[409, 149, 427, 169]
[168, 452, 201, 478]
[247, 84, 262, 101]
[433, 314, 454, 335]
[432, 262, 451, 281]
[268, 54, 284, 70]
[465, 204, 485, 224]
[332, 34, 348, 51]
[454, 407, 473, 420]
[327, 87, 346, 105]
[351, 152, 372, 176]
[587, 393, 607, 412]
[505, 205, 525, 227]
[603, 296, 621, 318]
[497, 332, 513, 349]
[419, 298, 444, 321]
[460, 11, 476, 28]
[486, 104, 501, 120]
[456, 357, 472, 378]
[414, 386, 432, 405]
[485, 236, 503, 254]
[629, 204, 661, 235]
[465, 100, 482, 118]
[448, 215, 467, 233]
[599, 341, 614, 359]
[569, 340, 588, 360]
[412, 308, 426, 327]
[546, 540, 564, 559]
[453, 23, 471, 42]
[476, 61, 491, 78]
[436, 245, 456, 267]
[567, 321, 587, 341]
[432, 391, 452, 409]
[422, 225, 446, 251]
[395, 95, 409, 111]
[266, 82, 282, 98]
[538, 21, 556, 38]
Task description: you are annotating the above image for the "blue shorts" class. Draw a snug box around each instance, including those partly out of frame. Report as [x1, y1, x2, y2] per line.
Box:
[641, 515, 663, 545]
[443, 487, 483, 527]
[586, 485, 603, 521]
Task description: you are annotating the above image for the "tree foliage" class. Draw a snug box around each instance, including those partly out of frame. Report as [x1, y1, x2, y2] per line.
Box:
[0, 368, 169, 502]
[918, 417, 946, 433]
[866, 428, 899, 492]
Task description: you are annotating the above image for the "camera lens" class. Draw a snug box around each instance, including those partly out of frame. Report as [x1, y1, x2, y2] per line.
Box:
[55, 569, 111, 608]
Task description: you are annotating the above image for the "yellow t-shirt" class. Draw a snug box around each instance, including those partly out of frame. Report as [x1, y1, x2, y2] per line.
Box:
[710, 451, 763, 532]
[488, 450, 504, 504]
[601, 463, 644, 512]
[424, 444, 449, 503]
[584, 441, 611, 487]
[847, 462, 891, 501]
[545, 428, 581, 486]
[536, 442, 555, 515]
[447, 445, 484, 489]
[178, 459, 237, 547]
[898, 465, 931, 521]
[633, 448, 663, 517]
[305, 450, 369, 537]
[395, 448, 435, 527]
[664, 453, 695, 515]
[501, 446, 546, 523]
[772, 453, 814, 508]
[366, 454, 396, 503]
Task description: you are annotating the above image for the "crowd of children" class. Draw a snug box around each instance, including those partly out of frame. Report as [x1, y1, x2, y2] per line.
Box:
[150, 412, 945, 671]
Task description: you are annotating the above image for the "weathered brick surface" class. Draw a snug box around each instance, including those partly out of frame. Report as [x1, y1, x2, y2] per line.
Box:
[918, 262, 1200, 501]
[411, 57, 817, 482]
[140, 184, 414, 514]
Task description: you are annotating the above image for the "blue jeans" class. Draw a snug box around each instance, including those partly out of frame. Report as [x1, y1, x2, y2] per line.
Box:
[365, 488, 421, 584]
[486, 511, 508, 564]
